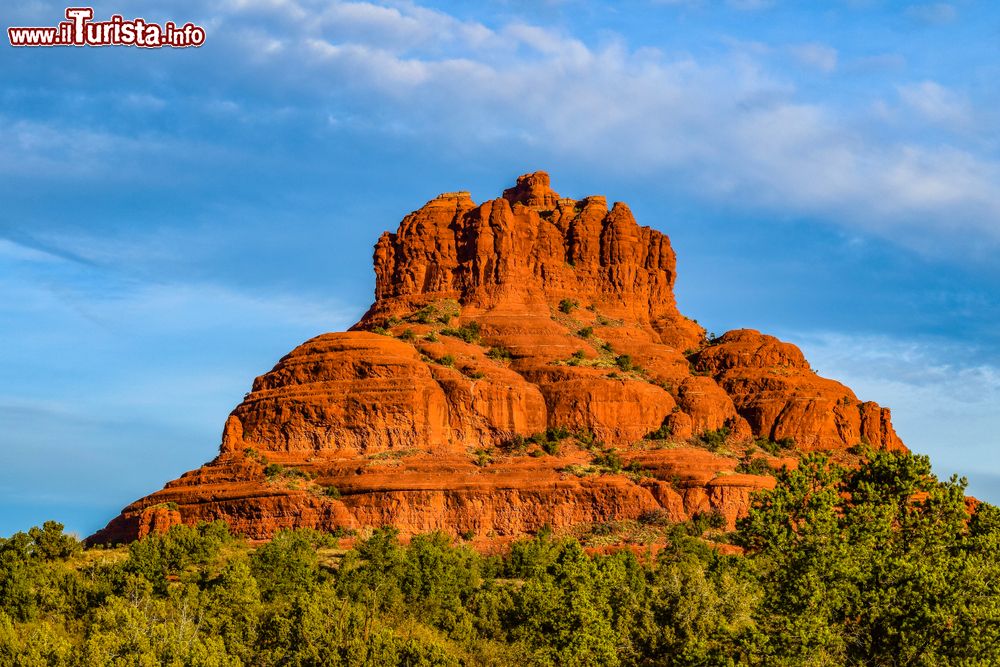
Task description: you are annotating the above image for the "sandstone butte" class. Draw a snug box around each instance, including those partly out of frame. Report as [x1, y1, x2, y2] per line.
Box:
[89, 172, 906, 547]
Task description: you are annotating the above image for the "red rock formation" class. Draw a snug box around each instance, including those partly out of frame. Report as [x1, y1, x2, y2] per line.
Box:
[89, 172, 906, 546]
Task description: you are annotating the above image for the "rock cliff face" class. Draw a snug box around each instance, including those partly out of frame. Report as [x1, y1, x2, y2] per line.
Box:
[90, 172, 905, 545]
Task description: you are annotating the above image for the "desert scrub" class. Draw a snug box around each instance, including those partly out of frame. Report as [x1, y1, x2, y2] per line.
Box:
[736, 456, 774, 475]
[369, 448, 421, 460]
[754, 436, 795, 455]
[264, 463, 315, 482]
[408, 299, 460, 325]
[591, 449, 623, 473]
[558, 298, 579, 314]
[693, 426, 731, 452]
[644, 420, 672, 440]
[440, 321, 481, 344]
[486, 346, 513, 362]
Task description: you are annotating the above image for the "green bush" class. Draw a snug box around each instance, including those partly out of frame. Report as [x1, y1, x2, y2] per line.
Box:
[644, 420, 672, 440]
[755, 436, 796, 455]
[265, 463, 315, 481]
[592, 450, 623, 473]
[614, 354, 639, 372]
[412, 305, 436, 324]
[735, 456, 773, 475]
[440, 321, 481, 344]
[693, 426, 730, 452]
[486, 346, 513, 362]
[558, 298, 579, 314]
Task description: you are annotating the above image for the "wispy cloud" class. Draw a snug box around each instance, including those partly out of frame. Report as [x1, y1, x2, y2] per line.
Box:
[4, 1, 998, 254]
[188, 1, 1000, 251]
[905, 2, 958, 25]
[792, 330, 1000, 476]
[788, 43, 838, 73]
[897, 80, 971, 127]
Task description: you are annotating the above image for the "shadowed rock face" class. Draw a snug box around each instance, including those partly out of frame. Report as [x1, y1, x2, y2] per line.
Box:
[89, 172, 905, 546]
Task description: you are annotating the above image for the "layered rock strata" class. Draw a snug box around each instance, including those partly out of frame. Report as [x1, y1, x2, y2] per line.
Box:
[91, 172, 904, 545]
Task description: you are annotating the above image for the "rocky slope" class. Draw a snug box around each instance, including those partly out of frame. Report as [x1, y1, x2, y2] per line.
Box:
[90, 172, 905, 545]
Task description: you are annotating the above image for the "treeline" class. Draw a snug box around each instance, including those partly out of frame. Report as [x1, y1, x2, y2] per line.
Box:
[2, 450, 999, 666]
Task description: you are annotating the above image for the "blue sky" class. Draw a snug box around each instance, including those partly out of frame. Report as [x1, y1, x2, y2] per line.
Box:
[2, 0, 999, 537]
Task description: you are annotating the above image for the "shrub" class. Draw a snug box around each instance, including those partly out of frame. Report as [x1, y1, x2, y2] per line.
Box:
[424, 331, 439, 342]
[486, 346, 513, 362]
[265, 464, 314, 481]
[694, 426, 730, 452]
[615, 354, 639, 372]
[412, 305, 435, 324]
[592, 450, 623, 473]
[736, 457, 773, 475]
[687, 510, 727, 535]
[322, 485, 341, 499]
[638, 509, 671, 526]
[502, 434, 528, 453]
[755, 436, 796, 455]
[577, 326, 593, 338]
[644, 421, 672, 440]
[438, 354, 455, 367]
[441, 322, 481, 344]
[399, 328, 416, 342]
[558, 298, 578, 314]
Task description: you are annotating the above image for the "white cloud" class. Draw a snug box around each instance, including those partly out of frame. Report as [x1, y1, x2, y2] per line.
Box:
[790, 330, 1000, 490]
[9, 1, 999, 253]
[905, 2, 957, 25]
[194, 1, 1000, 249]
[788, 43, 838, 73]
[897, 80, 970, 127]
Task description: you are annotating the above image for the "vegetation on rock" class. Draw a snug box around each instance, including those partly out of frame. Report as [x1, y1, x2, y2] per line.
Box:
[3, 451, 995, 665]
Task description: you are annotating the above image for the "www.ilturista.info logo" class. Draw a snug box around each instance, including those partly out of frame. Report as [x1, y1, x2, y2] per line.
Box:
[8, 7, 205, 48]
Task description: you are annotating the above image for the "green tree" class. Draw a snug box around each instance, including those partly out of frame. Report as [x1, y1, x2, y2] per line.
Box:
[738, 450, 1000, 666]
[250, 529, 321, 602]
[511, 539, 619, 666]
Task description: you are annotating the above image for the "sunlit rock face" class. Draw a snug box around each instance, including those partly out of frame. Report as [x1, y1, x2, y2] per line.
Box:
[89, 172, 904, 546]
